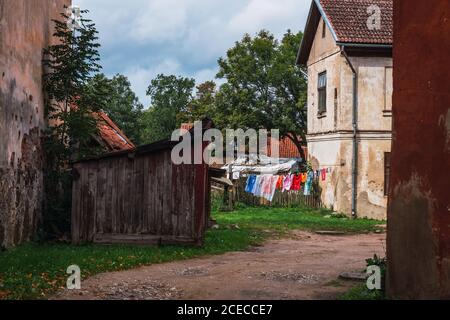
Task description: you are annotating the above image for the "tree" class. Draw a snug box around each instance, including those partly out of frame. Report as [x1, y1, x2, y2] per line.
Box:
[42, 7, 103, 237]
[178, 80, 217, 124]
[140, 74, 195, 143]
[215, 30, 307, 159]
[87, 73, 144, 144]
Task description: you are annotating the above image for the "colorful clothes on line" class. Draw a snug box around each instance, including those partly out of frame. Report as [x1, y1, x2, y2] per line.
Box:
[301, 173, 307, 183]
[321, 169, 326, 181]
[252, 175, 264, 196]
[267, 175, 279, 202]
[291, 174, 302, 191]
[282, 174, 293, 192]
[260, 175, 278, 202]
[245, 175, 257, 193]
[304, 171, 314, 196]
[261, 175, 273, 196]
[276, 175, 284, 190]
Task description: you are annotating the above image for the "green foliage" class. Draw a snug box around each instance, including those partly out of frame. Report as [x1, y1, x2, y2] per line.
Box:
[42, 8, 104, 238]
[43, 7, 103, 162]
[140, 74, 195, 143]
[214, 30, 308, 158]
[86, 73, 144, 144]
[178, 81, 217, 124]
[339, 283, 386, 300]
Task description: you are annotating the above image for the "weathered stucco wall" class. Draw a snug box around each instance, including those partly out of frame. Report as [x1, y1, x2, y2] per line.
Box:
[306, 18, 392, 220]
[387, 0, 450, 299]
[0, 0, 70, 248]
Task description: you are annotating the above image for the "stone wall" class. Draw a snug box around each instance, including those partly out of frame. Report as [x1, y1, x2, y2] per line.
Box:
[0, 0, 70, 248]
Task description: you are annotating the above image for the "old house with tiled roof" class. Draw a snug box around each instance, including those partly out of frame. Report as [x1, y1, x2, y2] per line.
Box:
[297, 0, 393, 219]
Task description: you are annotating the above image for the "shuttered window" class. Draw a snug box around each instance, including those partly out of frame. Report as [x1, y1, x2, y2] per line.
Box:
[318, 71, 327, 115]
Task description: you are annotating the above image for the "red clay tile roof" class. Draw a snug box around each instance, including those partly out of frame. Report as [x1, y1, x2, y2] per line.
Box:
[268, 136, 307, 159]
[320, 0, 393, 44]
[297, 0, 393, 65]
[94, 112, 135, 152]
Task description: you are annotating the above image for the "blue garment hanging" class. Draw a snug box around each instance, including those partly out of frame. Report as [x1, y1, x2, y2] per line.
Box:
[304, 171, 314, 196]
[245, 175, 257, 193]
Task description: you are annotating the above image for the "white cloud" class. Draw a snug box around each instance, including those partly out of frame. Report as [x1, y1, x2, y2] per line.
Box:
[228, 0, 304, 37]
[124, 58, 182, 107]
[130, 0, 189, 43]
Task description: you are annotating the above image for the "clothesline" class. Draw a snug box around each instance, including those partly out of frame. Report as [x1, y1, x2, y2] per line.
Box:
[244, 168, 332, 202]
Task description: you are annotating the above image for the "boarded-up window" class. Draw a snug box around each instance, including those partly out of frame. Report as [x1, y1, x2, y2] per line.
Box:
[385, 67, 393, 110]
[318, 71, 327, 114]
[384, 152, 391, 196]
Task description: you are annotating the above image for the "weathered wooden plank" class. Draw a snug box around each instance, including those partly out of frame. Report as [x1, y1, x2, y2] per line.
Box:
[148, 154, 156, 234]
[94, 233, 161, 245]
[162, 150, 172, 235]
[71, 164, 82, 244]
[80, 161, 89, 242]
[124, 157, 133, 234]
[104, 159, 113, 234]
[117, 156, 126, 233]
[155, 152, 163, 235]
[133, 156, 144, 234]
[140, 157, 150, 234]
[95, 159, 107, 234]
[86, 161, 98, 242]
[171, 163, 180, 237]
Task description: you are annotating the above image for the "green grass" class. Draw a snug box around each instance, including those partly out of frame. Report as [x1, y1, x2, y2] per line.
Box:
[338, 283, 385, 300]
[0, 205, 384, 300]
[214, 205, 383, 235]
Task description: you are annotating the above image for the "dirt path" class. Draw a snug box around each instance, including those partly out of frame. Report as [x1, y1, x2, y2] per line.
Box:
[53, 231, 385, 300]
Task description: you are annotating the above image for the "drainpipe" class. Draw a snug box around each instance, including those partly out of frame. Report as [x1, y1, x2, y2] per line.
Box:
[340, 46, 358, 219]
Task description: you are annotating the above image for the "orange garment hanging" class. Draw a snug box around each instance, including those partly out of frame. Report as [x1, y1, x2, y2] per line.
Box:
[301, 173, 307, 183]
[276, 175, 284, 190]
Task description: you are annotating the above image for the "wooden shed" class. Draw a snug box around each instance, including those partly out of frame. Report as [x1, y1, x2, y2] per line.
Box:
[71, 120, 213, 246]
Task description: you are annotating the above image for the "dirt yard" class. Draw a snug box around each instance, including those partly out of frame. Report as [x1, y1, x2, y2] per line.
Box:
[53, 231, 385, 300]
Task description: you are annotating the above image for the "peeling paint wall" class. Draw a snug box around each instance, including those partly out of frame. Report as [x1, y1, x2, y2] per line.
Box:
[0, 0, 70, 248]
[387, 0, 450, 299]
[306, 17, 392, 220]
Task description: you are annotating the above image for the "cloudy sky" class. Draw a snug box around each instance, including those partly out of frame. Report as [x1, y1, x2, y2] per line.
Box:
[75, 0, 311, 106]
